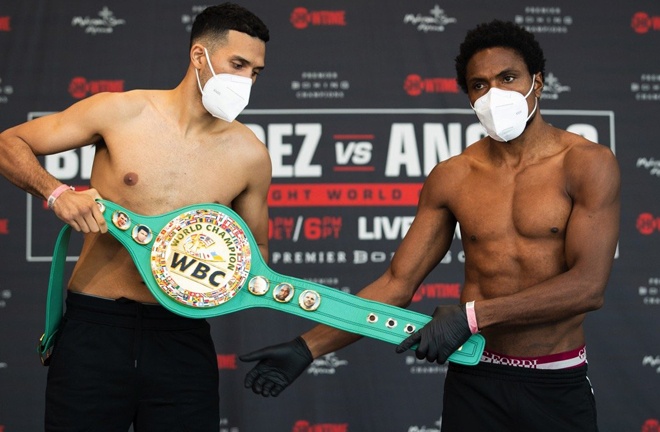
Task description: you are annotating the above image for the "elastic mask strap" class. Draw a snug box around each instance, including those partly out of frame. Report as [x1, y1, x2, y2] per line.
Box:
[524, 74, 536, 98]
[527, 97, 538, 121]
[203, 47, 217, 76]
[195, 69, 204, 94]
[195, 47, 217, 94]
[525, 74, 538, 121]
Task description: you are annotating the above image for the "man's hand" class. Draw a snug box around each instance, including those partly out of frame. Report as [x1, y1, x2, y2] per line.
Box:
[239, 336, 313, 397]
[395, 304, 472, 364]
[51, 188, 107, 234]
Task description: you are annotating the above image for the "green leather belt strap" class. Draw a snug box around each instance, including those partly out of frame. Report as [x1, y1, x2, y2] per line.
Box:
[38, 223, 71, 365]
[39, 199, 484, 366]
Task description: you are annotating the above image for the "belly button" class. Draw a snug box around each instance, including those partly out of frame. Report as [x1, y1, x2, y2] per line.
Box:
[124, 172, 139, 186]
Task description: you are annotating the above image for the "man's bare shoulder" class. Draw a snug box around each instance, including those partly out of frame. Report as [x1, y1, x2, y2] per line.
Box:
[560, 130, 620, 198]
[205, 120, 272, 193]
[229, 119, 263, 143]
[228, 120, 270, 159]
[429, 138, 487, 178]
[422, 140, 488, 202]
[561, 130, 617, 170]
[73, 89, 159, 123]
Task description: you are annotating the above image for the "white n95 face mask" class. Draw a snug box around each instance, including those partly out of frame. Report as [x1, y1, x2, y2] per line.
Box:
[195, 47, 252, 122]
[471, 75, 538, 142]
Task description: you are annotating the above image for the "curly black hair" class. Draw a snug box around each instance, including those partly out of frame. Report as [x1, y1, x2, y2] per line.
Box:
[455, 20, 546, 93]
[190, 2, 270, 49]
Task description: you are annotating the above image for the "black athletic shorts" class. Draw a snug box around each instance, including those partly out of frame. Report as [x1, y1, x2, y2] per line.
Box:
[45, 292, 220, 432]
[441, 361, 598, 432]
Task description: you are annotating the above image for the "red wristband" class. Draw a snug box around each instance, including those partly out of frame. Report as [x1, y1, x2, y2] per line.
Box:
[466, 301, 479, 334]
[47, 184, 74, 209]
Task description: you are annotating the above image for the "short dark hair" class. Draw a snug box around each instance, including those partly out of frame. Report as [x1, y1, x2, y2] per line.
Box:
[455, 20, 546, 93]
[190, 3, 270, 49]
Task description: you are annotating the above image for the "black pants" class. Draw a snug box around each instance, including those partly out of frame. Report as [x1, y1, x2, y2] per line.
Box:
[442, 362, 598, 432]
[45, 292, 220, 432]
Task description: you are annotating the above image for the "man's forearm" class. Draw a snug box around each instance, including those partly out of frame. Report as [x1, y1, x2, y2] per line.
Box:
[0, 134, 59, 198]
[301, 324, 363, 358]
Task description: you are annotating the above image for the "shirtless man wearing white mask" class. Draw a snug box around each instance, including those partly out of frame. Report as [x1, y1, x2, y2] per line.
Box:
[240, 20, 620, 432]
[0, 3, 271, 431]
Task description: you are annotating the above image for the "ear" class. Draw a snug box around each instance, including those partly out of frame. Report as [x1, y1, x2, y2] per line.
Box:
[190, 43, 207, 70]
[534, 72, 544, 97]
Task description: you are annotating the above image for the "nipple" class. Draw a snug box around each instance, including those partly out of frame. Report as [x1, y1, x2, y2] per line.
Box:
[550, 227, 559, 234]
[124, 172, 139, 186]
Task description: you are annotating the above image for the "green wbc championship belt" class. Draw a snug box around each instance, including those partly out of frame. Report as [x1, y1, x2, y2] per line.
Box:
[40, 199, 484, 365]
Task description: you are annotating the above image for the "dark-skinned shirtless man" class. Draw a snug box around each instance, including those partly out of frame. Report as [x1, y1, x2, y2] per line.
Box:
[240, 20, 620, 432]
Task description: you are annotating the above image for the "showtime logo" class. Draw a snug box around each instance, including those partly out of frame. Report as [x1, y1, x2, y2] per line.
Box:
[216, 354, 237, 369]
[404, 74, 458, 96]
[68, 76, 125, 99]
[0, 15, 10, 31]
[632, 12, 660, 34]
[0, 219, 8, 234]
[290, 7, 346, 29]
[292, 420, 348, 432]
[642, 418, 660, 432]
[411, 283, 460, 302]
[636, 213, 660, 235]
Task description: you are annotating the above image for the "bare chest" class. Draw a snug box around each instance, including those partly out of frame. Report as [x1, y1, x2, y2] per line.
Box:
[452, 164, 572, 241]
[90, 126, 245, 214]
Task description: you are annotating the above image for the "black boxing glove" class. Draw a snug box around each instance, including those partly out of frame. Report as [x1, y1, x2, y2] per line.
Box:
[239, 336, 313, 397]
[395, 304, 472, 364]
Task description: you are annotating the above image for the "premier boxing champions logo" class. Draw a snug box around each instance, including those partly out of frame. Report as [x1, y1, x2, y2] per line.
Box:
[0, 76, 13, 105]
[514, 7, 573, 34]
[181, 5, 207, 33]
[631, 74, 660, 102]
[639, 277, 660, 306]
[291, 71, 350, 100]
[151, 209, 251, 307]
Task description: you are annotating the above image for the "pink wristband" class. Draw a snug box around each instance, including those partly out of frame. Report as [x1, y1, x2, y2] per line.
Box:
[47, 184, 74, 209]
[465, 301, 479, 334]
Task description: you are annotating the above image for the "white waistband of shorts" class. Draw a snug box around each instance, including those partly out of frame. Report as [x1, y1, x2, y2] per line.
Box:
[480, 346, 587, 370]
